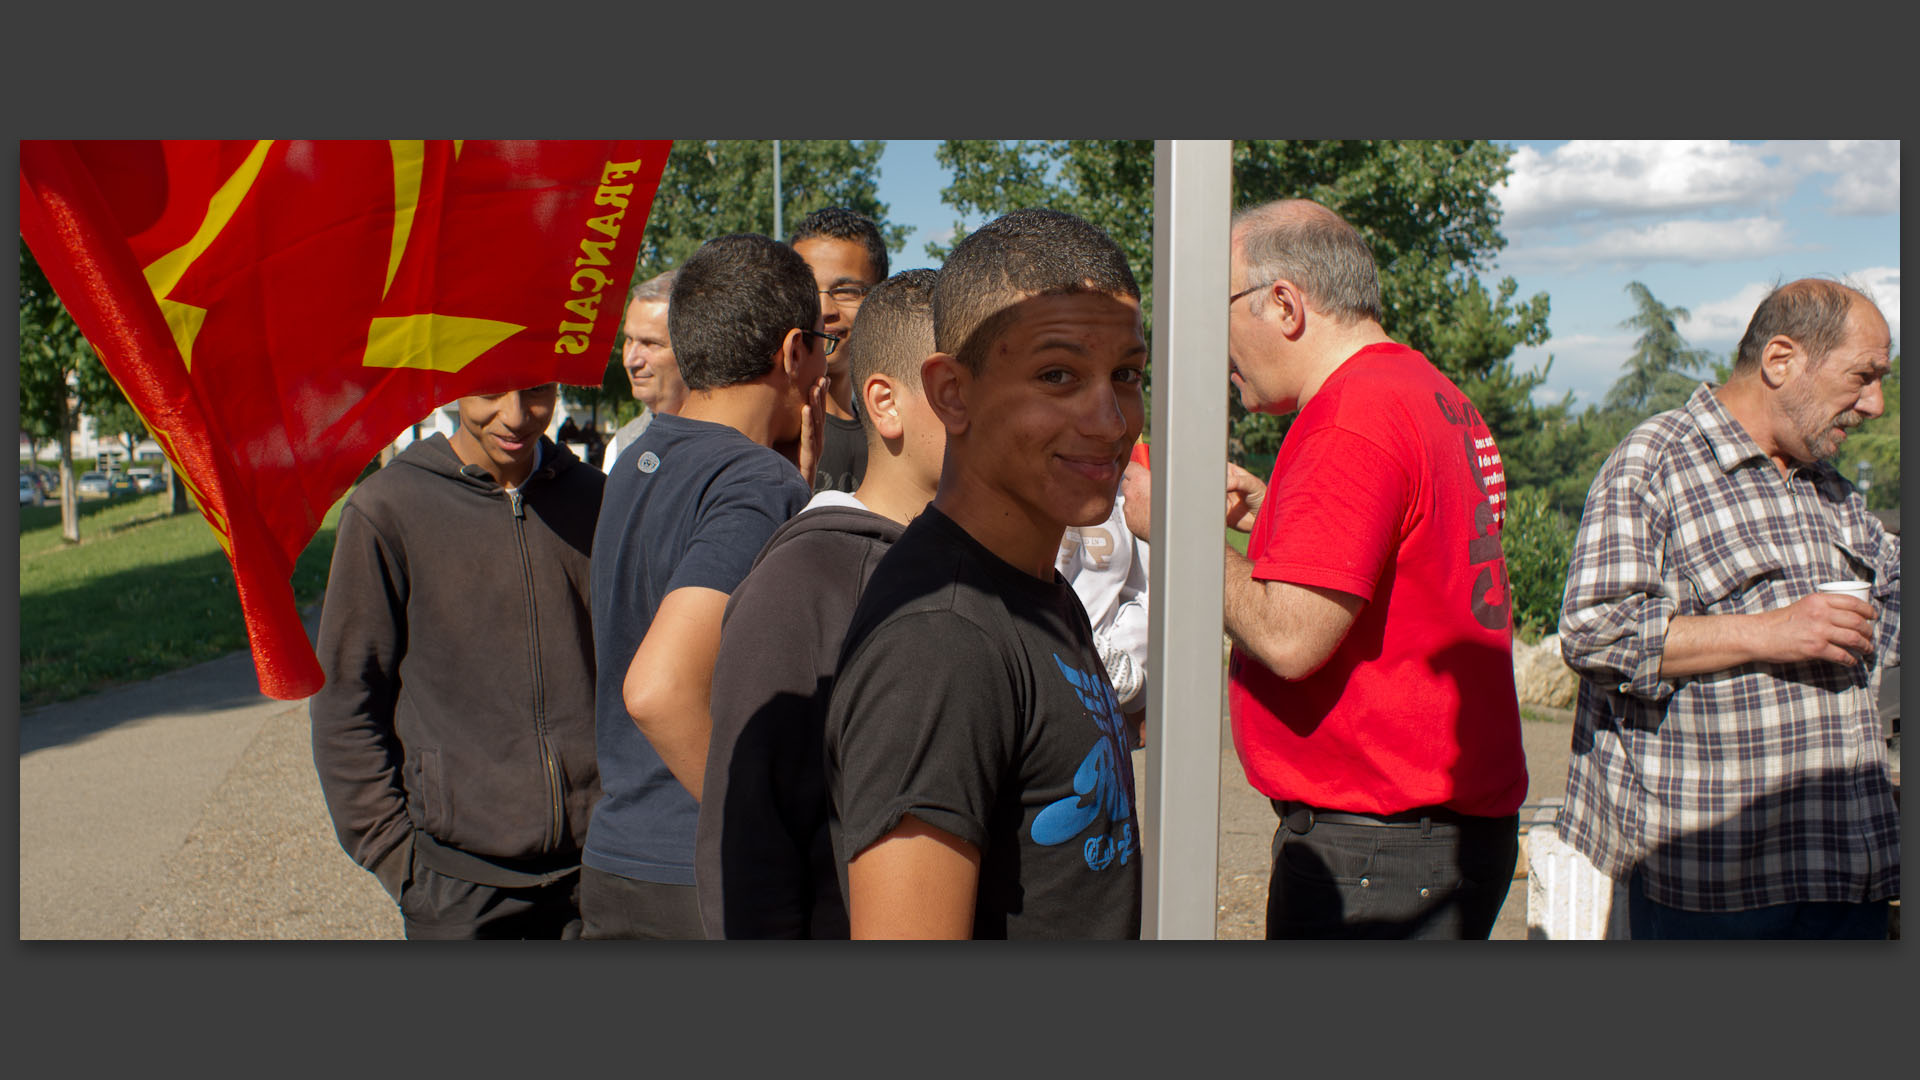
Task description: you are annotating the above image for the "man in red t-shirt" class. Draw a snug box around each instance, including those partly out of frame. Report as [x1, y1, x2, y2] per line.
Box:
[1218, 198, 1527, 938]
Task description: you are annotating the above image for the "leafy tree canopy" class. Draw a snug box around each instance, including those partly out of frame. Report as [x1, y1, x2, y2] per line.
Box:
[1605, 281, 1709, 415]
[20, 237, 152, 537]
[1839, 352, 1900, 510]
[932, 140, 1553, 464]
[18, 237, 86, 446]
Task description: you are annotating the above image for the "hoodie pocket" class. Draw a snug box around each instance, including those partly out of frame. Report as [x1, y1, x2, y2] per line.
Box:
[406, 747, 452, 837]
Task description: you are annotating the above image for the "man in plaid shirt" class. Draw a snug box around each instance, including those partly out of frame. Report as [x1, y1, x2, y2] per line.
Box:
[1559, 278, 1899, 939]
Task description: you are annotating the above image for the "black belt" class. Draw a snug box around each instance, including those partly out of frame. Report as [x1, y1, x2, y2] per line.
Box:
[413, 832, 581, 889]
[1272, 799, 1476, 835]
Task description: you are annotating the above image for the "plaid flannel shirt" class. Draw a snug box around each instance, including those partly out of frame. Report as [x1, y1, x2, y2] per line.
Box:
[1558, 384, 1899, 912]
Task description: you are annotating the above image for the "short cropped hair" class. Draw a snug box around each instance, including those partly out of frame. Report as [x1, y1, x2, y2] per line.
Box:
[628, 268, 675, 306]
[1232, 199, 1383, 325]
[668, 234, 820, 391]
[841, 269, 937, 436]
[1733, 278, 1874, 374]
[791, 206, 889, 282]
[932, 207, 1140, 374]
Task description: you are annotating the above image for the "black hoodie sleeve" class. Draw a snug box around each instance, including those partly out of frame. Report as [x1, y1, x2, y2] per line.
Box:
[309, 499, 414, 899]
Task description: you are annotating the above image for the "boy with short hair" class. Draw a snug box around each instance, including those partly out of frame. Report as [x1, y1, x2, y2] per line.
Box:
[790, 206, 888, 494]
[582, 233, 827, 939]
[697, 268, 943, 938]
[825, 210, 1147, 939]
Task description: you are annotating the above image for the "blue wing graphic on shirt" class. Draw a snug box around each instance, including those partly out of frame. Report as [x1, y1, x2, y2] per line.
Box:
[1030, 653, 1135, 870]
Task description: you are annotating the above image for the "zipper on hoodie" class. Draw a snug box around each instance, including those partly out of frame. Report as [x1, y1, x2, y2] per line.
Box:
[507, 482, 565, 853]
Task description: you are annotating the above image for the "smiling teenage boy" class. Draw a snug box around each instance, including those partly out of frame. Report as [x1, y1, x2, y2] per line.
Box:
[824, 209, 1147, 939]
[311, 383, 605, 939]
[790, 206, 888, 494]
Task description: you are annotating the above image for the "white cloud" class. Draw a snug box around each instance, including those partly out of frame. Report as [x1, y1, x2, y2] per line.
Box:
[1496, 140, 1899, 228]
[1497, 141, 1794, 228]
[1849, 266, 1901, 340]
[1683, 282, 1776, 341]
[1764, 140, 1900, 215]
[1510, 216, 1792, 269]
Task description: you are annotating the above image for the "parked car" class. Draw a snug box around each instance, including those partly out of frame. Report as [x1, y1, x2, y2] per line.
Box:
[128, 466, 162, 494]
[20, 474, 41, 506]
[108, 473, 136, 496]
[77, 471, 110, 498]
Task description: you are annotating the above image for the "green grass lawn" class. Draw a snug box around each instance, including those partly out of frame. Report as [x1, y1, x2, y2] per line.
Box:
[18, 492, 343, 709]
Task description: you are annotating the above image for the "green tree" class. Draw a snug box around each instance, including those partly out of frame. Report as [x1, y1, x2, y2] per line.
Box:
[85, 374, 148, 467]
[931, 140, 1554, 466]
[1837, 353, 1900, 510]
[23, 239, 199, 522]
[1605, 281, 1709, 415]
[584, 140, 910, 426]
[933, 140, 1155, 306]
[1500, 485, 1576, 640]
[1535, 284, 1720, 524]
[20, 238, 93, 541]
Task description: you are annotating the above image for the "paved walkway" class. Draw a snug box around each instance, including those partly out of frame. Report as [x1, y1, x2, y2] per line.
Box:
[19, 610, 399, 940]
[20, 617, 1577, 940]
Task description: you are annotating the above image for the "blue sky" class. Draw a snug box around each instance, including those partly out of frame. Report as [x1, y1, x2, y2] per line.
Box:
[870, 140, 1901, 408]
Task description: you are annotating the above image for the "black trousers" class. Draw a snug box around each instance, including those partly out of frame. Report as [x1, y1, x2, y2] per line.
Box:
[578, 866, 707, 940]
[1265, 805, 1518, 940]
[400, 865, 583, 940]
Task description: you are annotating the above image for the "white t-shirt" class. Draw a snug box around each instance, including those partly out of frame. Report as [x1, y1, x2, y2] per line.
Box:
[801, 489, 870, 514]
[1055, 491, 1149, 709]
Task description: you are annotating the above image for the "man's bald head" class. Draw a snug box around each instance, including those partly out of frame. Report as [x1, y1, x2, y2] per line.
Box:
[1231, 198, 1383, 325]
[1733, 278, 1883, 375]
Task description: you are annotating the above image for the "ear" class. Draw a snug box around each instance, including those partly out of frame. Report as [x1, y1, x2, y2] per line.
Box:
[1269, 280, 1308, 338]
[921, 353, 971, 437]
[777, 328, 808, 384]
[864, 374, 907, 442]
[1759, 334, 1798, 389]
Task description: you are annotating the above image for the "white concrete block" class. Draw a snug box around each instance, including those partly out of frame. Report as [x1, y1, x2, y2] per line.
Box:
[1525, 824, 1630, 940]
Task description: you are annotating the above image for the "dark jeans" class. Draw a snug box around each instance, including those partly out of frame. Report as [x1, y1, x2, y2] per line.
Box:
[1627, 870, 1891, 939]
[400, 865, 583, 940]
[1265, 805, 1518, 939]
[579, 866, 707, 940]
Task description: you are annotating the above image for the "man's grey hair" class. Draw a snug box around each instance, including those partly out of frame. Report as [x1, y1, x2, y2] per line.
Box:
[1231, 199, 1382, 325]
[1733, 277, 1878, 374]
[628, 269, 676, 306]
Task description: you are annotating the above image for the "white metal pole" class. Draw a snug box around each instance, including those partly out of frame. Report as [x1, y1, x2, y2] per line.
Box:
[1141, 139, 1231, 939]
[772, 140, 783, 240]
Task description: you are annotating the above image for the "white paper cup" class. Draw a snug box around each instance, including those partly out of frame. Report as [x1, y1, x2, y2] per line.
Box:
[1817, 581, 1872, 604]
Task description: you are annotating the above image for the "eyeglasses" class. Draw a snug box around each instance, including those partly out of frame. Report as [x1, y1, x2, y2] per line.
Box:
[800, 328, 841, 356]
[1228, 281, 1272, 307]
[821, 283, 872, 305]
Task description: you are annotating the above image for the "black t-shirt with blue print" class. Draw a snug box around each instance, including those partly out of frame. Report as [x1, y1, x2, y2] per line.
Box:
[825, 506, 1142, 939]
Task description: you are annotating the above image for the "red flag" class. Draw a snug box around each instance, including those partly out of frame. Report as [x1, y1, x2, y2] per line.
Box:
[20, 140, 669, 700]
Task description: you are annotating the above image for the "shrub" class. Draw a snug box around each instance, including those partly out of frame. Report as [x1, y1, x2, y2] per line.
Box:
[1501, 485, 1574, 642]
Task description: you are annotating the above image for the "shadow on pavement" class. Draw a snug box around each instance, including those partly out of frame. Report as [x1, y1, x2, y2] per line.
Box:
[18, 604, 323, 756]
